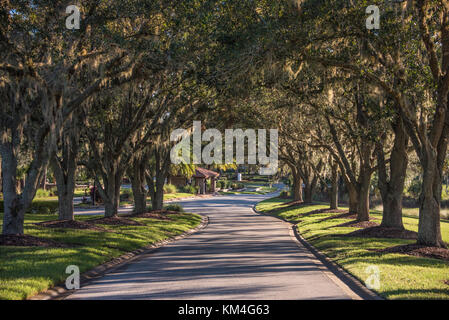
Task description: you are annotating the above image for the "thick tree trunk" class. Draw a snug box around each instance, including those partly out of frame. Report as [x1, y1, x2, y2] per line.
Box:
[103, 170, 122, 218]
[347, 185, 358, 214]
[152, 186, 164, 211]
[293, 178, 303, 202]
[417, 152, 445, 247]
[290, 166, 303, 202]
[51, 154, 77, 221]
[129, 161, 147, 214]
[378, 117, 408, 229]
[1, 147, 25, 234]
[357, 174, 371, 222]
[150, 172, 165, 210]
[304, 183, 313, 203]
[58, 192, 75, 220]
[330, 163, 338, 210]
[0, 157, 2, 193]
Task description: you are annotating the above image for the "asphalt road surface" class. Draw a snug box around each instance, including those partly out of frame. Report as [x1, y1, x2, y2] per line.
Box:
[66, 192, 359, 300]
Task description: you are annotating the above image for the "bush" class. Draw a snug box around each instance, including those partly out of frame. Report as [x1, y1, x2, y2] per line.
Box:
[163, 184, 178, 194]
[120, 188, 134, 201]
[0, 200, 59, 215]
[217, 180, 231, 189]
[407, 177, 422, 199]
[181, 185, 198, 194]
[49, 187, 58, 196]
[164, 204, 184, 212]
[231, 183, 245, 190]
[280, 190, 290, 199]
[35, 188, 51, 198]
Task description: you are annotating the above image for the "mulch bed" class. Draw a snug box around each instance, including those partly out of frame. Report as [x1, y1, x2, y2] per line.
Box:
[0, 234, 72, 248]
[35, 220, 110, 232]
[334, 220, 380, 228]
[88, 217, 144, 226]
[345, 226, 418, 240]
[373, 244, 449, 261]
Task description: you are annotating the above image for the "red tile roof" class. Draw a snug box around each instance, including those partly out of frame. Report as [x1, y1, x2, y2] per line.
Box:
[193, 167, 220, 178]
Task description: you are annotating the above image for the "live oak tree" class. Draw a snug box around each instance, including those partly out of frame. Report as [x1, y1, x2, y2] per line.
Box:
[289, 0, 449, 246]
[0, 0, 136, 234]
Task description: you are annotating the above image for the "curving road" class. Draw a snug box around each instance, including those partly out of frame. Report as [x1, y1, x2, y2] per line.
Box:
[66, 192, 359, 300]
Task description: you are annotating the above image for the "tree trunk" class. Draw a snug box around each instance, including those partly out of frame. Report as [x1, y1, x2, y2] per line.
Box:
[290, 167, 303, 202]
[151, 173, 165, 211]
[293, 179, 303, 202]
[0, 159, 2, 194]
[357, 175, 371, 222]
[1, 146, 25, 234]
[58, 191, 75, 220]
[377, 117, 408, 229]
[129, 160, 147, 214]
[304, 182, 313, 203]
[330, 163, 338, 210]
[103, 170, 122, 218]
[51, 153, 77, 221]
[347, 184, 358, 214]
[417, 151, 445, 247]
[41, 168, 47, 190]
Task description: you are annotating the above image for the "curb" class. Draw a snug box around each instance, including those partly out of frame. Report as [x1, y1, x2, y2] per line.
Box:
[28, 215, 209, 300]
[252, 204, 383, 300]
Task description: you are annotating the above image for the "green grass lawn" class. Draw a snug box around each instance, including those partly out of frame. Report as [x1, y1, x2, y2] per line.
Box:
[255, 197, 449, 300]
[163, 192, 197, 201]
[0, 212, 202, 300]
[220, 185, 277, 195]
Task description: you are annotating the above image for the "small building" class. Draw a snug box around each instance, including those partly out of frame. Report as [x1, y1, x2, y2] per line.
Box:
[167, 175, 188, 187]
[192, 167, 220, 194]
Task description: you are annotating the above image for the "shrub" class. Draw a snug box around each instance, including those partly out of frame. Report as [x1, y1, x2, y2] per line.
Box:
[181, 185, 198, 194]
[163, 184, 178, 194]
[120, 188, 134, 201]
[0, 200, 59, 215]
[35, 188, 51, 198]
[217, 180, 231, 189]
[280, 190, 290, 199]
[164, 204, 184, 212]
[231, 183, 245, 190]
[49, 187, 58, 196]
[407, 177, 422, 199]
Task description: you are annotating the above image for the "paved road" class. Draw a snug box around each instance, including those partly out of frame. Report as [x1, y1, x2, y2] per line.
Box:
[66, 192, 357, 300]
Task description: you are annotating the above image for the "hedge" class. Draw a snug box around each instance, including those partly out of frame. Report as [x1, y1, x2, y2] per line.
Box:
[0, 200, 59, 215]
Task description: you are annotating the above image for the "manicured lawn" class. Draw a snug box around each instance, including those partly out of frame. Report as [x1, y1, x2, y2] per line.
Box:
[0, 212, 202, 300]
[255, 198, 449, 300]
[220, 184, 277, 195]
[163, 193, 197, 201]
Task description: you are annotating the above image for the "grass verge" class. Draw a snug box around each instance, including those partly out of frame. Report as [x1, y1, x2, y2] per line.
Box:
[0, 212, 202, 300]
[255, 197, 449, 300]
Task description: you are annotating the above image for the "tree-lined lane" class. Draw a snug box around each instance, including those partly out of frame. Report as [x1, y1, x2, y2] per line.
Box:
[66, 193, 355, 300]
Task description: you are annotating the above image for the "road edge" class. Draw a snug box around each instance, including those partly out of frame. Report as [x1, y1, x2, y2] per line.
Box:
[252, 204, 383, 301]
[28, 215, 209, 300]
